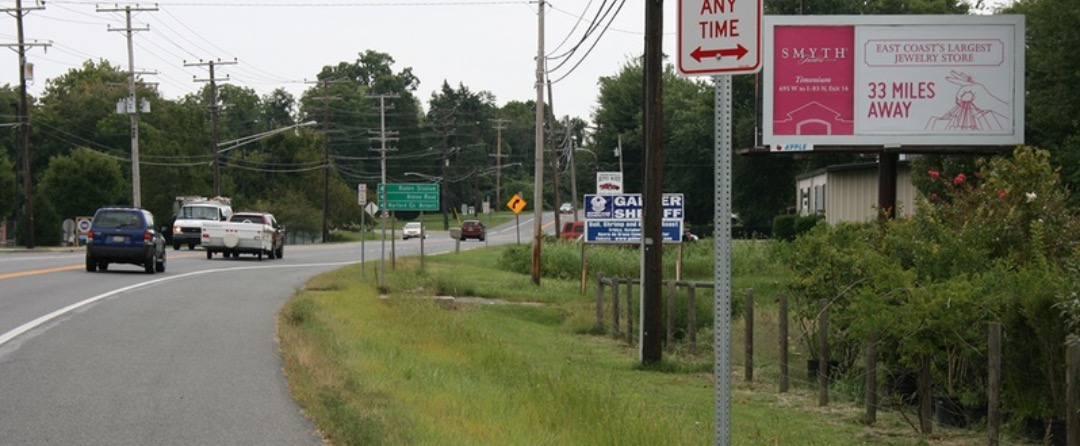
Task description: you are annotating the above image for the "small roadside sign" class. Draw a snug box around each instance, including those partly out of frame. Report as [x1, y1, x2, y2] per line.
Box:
[506, 194, 527, 214]
[358, 184, 367, 206]
[76, 216, 92, 234]
[364, 202, 378, 217]
[678, 0, 763, 75]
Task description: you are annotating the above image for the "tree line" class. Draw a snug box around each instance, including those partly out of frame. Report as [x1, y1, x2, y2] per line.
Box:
[3, 0, 1079, 244]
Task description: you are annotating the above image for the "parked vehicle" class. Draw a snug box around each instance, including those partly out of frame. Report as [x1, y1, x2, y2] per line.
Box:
[559, 202, 575, 214]
[460, 220, 486, 241]
[201, 212, 285, 260]
[561, 220, 584, 240]
[172, 196, 232, 250]
[402, 221, 426, 240]
[85, 206, 166, 274]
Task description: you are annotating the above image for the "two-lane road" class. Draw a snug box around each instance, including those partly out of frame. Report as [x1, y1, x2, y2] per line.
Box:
[0, 213, 559, 445]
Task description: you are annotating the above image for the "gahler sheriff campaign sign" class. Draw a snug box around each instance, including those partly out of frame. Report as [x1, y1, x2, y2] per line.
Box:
[762, 15, 1024, 150]
[583, 194, 685, 244]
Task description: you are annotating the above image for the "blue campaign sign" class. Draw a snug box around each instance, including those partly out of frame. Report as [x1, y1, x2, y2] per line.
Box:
[583, 193, 685, 244]
[583, 193, 684, 220]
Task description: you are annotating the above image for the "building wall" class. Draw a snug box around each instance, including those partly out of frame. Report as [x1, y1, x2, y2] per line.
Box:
[797, 163, 916, 225]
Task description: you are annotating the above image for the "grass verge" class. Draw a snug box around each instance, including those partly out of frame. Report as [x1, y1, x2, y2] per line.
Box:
[279, 244, 1034, 445]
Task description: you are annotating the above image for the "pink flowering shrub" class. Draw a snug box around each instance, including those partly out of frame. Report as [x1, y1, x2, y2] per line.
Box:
[785, 147, 1080, 422]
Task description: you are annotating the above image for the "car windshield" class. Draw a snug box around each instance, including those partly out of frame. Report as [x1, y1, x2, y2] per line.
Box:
[405, 223, 421, 230]
[180, 206, 220, 220]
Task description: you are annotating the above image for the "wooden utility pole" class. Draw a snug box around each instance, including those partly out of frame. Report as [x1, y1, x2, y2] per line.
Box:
[309, 80, 340, 243]
[546, 80, 561, 238]
[367, 94, 399, 289]
[186, 58, 237, 197]
[99, 4, 156, 208]
[432, 108, 456, 230]
[641, 0, 664, 364]
[2, 0, 47, 248]
[532, 0, 546, 285]
[490, 118, 510, 209]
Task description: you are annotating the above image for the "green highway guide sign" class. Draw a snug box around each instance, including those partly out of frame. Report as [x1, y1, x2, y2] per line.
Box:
[377, 183, 441, 211]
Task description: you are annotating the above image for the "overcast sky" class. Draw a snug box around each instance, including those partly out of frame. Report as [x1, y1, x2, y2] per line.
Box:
[0, 0, 1010, 123]
[0, 0, 684, 122]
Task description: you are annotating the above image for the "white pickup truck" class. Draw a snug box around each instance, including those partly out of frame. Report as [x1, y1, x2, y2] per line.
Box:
[201, 212, 285, 260]
[172, 196, 232, 250]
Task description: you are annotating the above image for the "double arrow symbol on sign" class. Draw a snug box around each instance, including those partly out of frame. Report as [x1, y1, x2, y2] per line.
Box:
[690, 44, 749, 62]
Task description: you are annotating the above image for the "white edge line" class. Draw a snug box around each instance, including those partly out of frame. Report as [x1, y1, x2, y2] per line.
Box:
[0, 261, 356, 348]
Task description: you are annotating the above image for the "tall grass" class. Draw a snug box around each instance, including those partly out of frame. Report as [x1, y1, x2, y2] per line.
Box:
[279, 242, 1014, 445]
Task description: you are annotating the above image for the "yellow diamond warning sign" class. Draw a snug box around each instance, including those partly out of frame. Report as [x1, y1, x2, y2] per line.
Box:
[506, 194, 527, 215]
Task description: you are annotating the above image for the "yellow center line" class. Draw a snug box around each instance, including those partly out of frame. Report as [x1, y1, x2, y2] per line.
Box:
[0, 265, 84, 280]
[0, 252, 203, 281]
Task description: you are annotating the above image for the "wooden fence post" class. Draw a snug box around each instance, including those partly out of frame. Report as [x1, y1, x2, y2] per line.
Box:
[865, 333, 878, 425]
[1067, 335, 1079, 446]
[626, 279, 634, 344]
[612, 279, 621, 336]
[745, 288, 754, 382]
[595, 272, 606, 332]
[989, 323, 1002, 446]
[779, 293, 789, 393]
[688, 284, 698, 355]
[919, 355, 933, 435]
[667, 281, 677, 346]
[818, 298, 829, 407]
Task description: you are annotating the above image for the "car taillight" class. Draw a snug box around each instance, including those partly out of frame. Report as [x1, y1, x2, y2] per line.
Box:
[87, 229, 93, 239]
[144, 231, 153, 242]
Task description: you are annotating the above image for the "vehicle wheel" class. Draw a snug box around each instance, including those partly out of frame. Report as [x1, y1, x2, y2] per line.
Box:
[479, 235, 485, 242]
[206, 250, 213, 259]
[86, 256, 96, 272]
[99, 262, 109, 271]
[173, 243, 180, 251]
[156, 252, 166, 272]
[144, 256, 155, 274]
[188, 243, 196, 250]
[257, 251, 263, 261]
[266, 249, 275, 260]
[275, 246, 284, 259]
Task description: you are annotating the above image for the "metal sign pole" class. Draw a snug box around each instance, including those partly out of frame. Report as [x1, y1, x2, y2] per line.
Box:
[713, 74, 733, 446]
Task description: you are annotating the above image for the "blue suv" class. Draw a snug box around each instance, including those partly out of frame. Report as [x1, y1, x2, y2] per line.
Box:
[85, 207, 166, 274]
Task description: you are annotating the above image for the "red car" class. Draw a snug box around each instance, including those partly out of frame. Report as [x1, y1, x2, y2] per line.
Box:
[561, 220, 584, 240]
[460, 220, 486, 241]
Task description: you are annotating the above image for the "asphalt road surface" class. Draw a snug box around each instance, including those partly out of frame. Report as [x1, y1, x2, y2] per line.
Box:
[0, 213, 559, 445]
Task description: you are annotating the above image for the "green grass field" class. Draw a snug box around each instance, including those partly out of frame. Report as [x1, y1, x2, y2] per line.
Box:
[277, 241, 1034, 445]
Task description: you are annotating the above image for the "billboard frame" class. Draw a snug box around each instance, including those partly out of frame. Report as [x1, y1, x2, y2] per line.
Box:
[762, 15, 1025, 148]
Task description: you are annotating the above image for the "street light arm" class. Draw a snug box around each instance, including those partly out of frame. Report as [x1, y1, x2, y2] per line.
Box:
[218, 120, 317, 153]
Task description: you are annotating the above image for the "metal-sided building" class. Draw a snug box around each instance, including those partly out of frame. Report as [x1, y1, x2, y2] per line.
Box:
[795, 161, 918, 225]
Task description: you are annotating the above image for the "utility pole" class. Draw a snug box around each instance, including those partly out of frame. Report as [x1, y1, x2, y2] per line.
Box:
[1, 0, 46, 249]
[641, 0, 665, 364]
[307, 79, 341, 243]
[432, 108, 456, 230]
[532, 0, 545, 285]
[368, 94, 399, 289]
[566, 117, 578, 222]
[186, 58, 236, 198]
[490, 118, 510, 207]
[546, 80, 561, 238]
[99, 4, 156, 208]
[617, 134, 625, 182]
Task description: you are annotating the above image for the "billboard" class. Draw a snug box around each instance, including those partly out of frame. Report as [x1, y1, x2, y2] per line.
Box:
[762, 15, 1024, 148]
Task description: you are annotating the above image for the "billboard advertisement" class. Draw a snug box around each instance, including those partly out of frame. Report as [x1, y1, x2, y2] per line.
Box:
[763, 15, 1024, 148]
